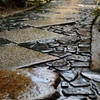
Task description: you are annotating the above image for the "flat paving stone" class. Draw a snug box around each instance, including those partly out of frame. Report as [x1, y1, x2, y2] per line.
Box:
[70, 75, 90, 87]
[81, 71, 100, 82]
[59, 70, 78, 82]
[62, 87, 95, 96]
[23, 19, 75, 27]
[0, 28, 64, 44]
[0, 45, 58, 70]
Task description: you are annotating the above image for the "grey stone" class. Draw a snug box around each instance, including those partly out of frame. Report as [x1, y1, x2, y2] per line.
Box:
[67, 54, 90, 62]
[67, 46, 77, 53]
[61, 81, 69, 88]
[30, 42, 54, 53]
[92, 82, 100, 95]
[0, 45, 58, 70]
[48, 41, 60, 48]
[79, 47, 90, 53]
[70, 75, 90, 87]
[81, 71, 100, 82]
[78, 44, 90, 48]
[59, 70, 78, 82]
[62, 87, 94, 96]
[46, 58, 68, 67]
[65, 96, 88, 100]
[71, 62, 90, 68]
[0, 28, 64, 44]
[50, 50, 69, 58]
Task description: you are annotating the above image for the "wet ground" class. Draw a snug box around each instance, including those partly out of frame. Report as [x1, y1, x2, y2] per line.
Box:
[0, 0, 100, 100]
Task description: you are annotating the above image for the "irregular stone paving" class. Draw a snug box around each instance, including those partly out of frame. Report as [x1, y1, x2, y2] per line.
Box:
[0, 0, 100, 100]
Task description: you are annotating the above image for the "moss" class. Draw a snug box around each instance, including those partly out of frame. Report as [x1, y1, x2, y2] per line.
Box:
[0, 70, 34, 99]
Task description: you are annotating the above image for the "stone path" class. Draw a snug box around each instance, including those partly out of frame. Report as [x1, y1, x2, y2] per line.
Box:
[0, 0, 100, 100]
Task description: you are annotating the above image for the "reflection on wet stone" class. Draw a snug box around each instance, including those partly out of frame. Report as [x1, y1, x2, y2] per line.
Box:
[59, 70, 78, 82]
[62, 87, 95, 96]
[81, 71, 100, 82]
[70, 75, 90, 87]
[61, 81, 69, 88]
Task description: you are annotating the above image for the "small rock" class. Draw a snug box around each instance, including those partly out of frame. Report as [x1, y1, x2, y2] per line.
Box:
[61, 81, 69, 88]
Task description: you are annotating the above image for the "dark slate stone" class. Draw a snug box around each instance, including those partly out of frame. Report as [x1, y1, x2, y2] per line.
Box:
[79, 47, 90, 53]
[61, 81, 69, 88]
[70, 75, 90, 87]
[48, 41, 60, 48]
[67, 54, 90, 62]
[62, 87, 95, 96]
[0, 38, 13, 47]
[31, 42, 54, 53]
[56, 46, 65, 51]
[50, 51, 69, 58]
[67, 46, 77, 53]
[71, 62, 90, 68]
[46, 58, 69, 67]
[59, 70, 78, 82]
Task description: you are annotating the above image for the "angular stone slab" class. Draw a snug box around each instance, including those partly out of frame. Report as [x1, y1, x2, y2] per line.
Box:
[0, 28, 64, 44]
[23, 19, 75, 27]
[0, 45, 58, 70]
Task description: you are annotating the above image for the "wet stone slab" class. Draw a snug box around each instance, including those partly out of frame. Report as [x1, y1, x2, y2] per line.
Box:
[0, 28, 64, 44]
[59, 70, 78, 82]
[23, 18, 75, 27]
[81, 71, 100, 82]
[0, 45, 58, 70]
[62, 87, 95, 96]
[70, 75, 90, 87]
